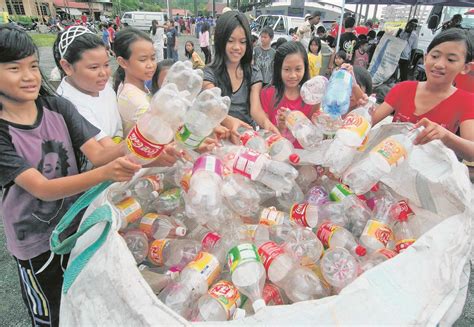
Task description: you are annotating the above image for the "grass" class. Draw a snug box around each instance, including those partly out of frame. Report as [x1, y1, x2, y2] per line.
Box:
[31, 33, 57, 47]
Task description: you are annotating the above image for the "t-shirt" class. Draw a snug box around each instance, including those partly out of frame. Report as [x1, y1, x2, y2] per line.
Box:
[117, 83, 151, 136]
[203, 65, 263, 126]
[253, 46, 276, 85]
[353, 48, 369, 69]
[108, 27, 115, 42]
[385, 81, 474, 133]
[398, 30, 418, 60]
[339, 32, 358, 60]
[308, 52, 322, 78]
[191, 52, 205, 69]
[102, 29, 109, 45]
[454, 66, 474, 93]
[166, 28, 177, 47]
[0, 96, 99, 260]
[199, 30, 209, 47]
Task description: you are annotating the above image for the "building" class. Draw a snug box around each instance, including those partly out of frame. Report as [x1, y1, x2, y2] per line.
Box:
[1, 0, 55, 18]
[381, 5, 430, 23]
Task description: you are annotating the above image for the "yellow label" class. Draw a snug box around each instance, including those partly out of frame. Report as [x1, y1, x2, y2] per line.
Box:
[362, 219, 393, 247]
[208, 280, 241, 319]
[116, 197, 143, 223]
[286, 111, 306, 128]
[148, 239, 169, 266]
[371, 137, 407, 167]
[187, 252, 221, 286]
[139, 213, 166, 238]
[342, 113, 370, 138]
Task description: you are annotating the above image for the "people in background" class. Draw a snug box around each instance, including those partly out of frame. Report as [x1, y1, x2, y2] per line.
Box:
[253, 26, 276, 86]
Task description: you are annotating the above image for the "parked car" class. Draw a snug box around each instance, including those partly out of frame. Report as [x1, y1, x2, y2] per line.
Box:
[121, 11, 168, 31]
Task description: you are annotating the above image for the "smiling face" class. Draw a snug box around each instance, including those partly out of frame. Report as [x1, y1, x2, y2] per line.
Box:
[225, 26, 247, 64]
[61, 47, 110, 96]
[0, 54, 41, 104]
[119, 39, 156, 83]
[424, 40, 470, 86]
[281, 53, 305, 89]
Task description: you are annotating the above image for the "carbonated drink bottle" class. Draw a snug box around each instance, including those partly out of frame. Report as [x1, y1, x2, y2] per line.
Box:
[191, 280, 241, 321]
[148, 238, 201, 269]
[123, 230, 149, 264]
[162, 60, 204, 101]
[316, 222, 366, 257]
[300, 75, 328, 105]
[281, 109, 323, 149]
[237, 127, 267, 154]
[138, 213, 187, 240]
[149, 83, 191, 131]
[320, 247, 359, 291]
[360, 248, 397, 272]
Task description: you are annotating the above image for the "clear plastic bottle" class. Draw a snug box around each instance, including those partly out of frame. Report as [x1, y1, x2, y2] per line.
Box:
[316, 222, 367, 257]
[123, 230, 149, 264]
[393, 211, 417, 254]
[191, 280, 241, 321]
[282, 109, 323, 149]
[300, 75, 328, 105]
[264, 133, 295, 162]
[276, 181, 305, 211]
[343, 127, 424, 195]
[154, 188, 183, 215]
[305, 185, 329, 206]
[237, 127, 267, 154]
[149, 82, 191, 131]
[288, 203, 320, 228]
[283, 226, 324, 265]
[320, 247, 360, 291]
[147, 238, 201, 269]
[188, 225, 222, 252]
[221, 174, 262, 218]
[321, 69, 353, 118]
[138, 264, 174, 294]
[114, 192, 160, 230]
[295, 165, 319, 194]
[162, 60, 204, 102]
[262, 282, 289, 306]
[360, 248, 397, 272]
[139, 213, 187, 240]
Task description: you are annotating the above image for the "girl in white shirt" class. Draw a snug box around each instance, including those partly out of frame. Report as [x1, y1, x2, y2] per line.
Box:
[199, 22, 212, 64]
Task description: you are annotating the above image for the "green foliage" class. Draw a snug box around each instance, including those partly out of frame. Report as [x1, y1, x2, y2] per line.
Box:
[31, 33, 56, 47]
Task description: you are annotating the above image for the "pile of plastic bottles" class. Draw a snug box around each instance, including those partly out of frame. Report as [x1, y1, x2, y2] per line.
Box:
[109, 62, 426, 321]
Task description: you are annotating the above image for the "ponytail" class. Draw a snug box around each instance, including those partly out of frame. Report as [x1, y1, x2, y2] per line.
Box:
[114, 66, 126, 92]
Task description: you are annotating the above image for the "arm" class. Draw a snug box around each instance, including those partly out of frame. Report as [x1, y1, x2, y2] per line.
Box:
[250, 82, 279, 134]
[372, 102, 395, 126]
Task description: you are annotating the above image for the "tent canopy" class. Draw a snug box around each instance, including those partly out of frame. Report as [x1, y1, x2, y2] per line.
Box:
[346, 0, 473, 5]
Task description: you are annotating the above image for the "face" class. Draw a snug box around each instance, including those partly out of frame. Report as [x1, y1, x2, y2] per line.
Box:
[0, 54, 41, 104]
[335, 56, 344, 66]
[405, 23, 416, 33]
[185, 42, 193, 52]
[61, 47, 110, 96]
[260, 33, 271, 47]
[119, 39, 156, 82]
[309, 41, 319, 55]
[225, 26, 247, 64]
[281, 53, 305, 89]
[156, 67, 169, 89]
[425, 40, 470, 85]
[350, 85, 366, 109]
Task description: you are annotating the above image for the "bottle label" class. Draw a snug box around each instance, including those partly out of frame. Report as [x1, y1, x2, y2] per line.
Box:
[371, 137, 407, 167]
[140, 175, 163, 193]
[262, 283, 285, 305]
[159, 188, 181, 201]
[175, 124, 206, 149]
[259, 207, 285, 226]
[240, 130, 259, 146]
[139, 213, 163, 237]
[286, 110, 306, 128]
[148, 239, 169, 266]
[377, 248, 397, 259]
[179, 168, 192, 193]
[201, 232, 221, 250]
[232, 149, 261, 179]
[397, 200, 414, 217]
[208, 280, 241, 319]
[329, 184, 353, 202]
[362, 219, 393, 247]
[126, 124, 165, 161]
[116, 197, 143, 223]
[357, 135, 369, 152]
[290, 203, 312, 227]
[395, 239, 416, 253]
[227, 243, 261, 273]
[342, 113, 370, 138]
[187, 252, 221, 286]
[316, 222, 340, 248]
[257, 241, 285, 272]
[192, 155, 223, 176]
[243, 224, 258, 239]
[265, 134, 283, 149]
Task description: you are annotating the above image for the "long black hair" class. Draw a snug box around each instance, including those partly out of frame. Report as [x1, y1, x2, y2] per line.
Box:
[270, 41, 309, 110]
[53, 28, 105, 78]
[308, 36, 321, 55]
[113, 27, 153, 92]
[151, 59, 174, 94]
[0, 24, 56, 109]
[209, 11, 253, 98]
[427, 28, 473, 63]
[185, 40, 195, 59]
[150, 19, 158, 36]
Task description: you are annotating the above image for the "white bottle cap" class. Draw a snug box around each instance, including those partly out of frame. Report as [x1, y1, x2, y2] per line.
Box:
[232, 308, 246, 320]
[176, 226, 187, 236]
[151, 191, 160, 199]
[252, 299, 266, 313]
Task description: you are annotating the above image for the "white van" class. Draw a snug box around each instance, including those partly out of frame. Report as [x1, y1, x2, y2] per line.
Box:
[121, 11, 168, 31]
[252, 15, 305, 43]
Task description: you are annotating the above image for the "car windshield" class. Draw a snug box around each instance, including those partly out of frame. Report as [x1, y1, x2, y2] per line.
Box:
[443, 6, 474, 29]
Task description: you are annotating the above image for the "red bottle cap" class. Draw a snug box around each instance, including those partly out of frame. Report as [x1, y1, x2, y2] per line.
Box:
[289, 153, 300, 164]
[398, 211, 408, 222]
[370, 184, 380, 193]
[355, 245, 367, 257]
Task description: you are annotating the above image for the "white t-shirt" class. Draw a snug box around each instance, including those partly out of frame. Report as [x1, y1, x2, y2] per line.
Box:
[57, 78, 123, 141]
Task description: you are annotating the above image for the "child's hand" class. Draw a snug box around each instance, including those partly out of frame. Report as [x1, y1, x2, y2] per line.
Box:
[413, 118, 449, 145]
[198, 137, 220, 153]
[213, 125, 230, 140]
[102, 157, 141, 182]
[228, 117, 252, 145]
[263, 120, 281, 136]
[277, 108, 288, 132]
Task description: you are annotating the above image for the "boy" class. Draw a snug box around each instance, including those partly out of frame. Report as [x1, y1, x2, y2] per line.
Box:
[253, 26, 276, 86]
[339, 16, 357, 61]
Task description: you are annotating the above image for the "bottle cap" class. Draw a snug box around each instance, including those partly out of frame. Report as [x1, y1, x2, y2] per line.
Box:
[232, 308, 246, 320]
[289, 154, 300, 164]
[175, 226, 187, 236]
[355, 245, 367, 257]
[398, 211, 408, 222]
[370, 184, 380, 193]
[252, 299, 266, 312]
[150, 191, 160, 199]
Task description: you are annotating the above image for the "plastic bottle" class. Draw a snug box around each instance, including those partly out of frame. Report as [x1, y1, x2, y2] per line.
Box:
[175, 87, 230, 150]
[276, 181, 305, 211]
[300, 75, 328, 105]
[283, 226, 324, 265]
[149, 83, 191, 131]
[114, 192, 160, 230]
[138, 264, 174, 294]
[138, 213, 187, 240]
[360, 248, 397, 272]
[123, 230, 149, 264]
[281, 109, 323, 149]
[324, 97, 377, 175]
[191, 280, 241, 321]
[316, 222, 367, 257]
[343, 127, 424, 195]
[162, 60, 204, 102]
[312, 111, 343, 140]
[321, 69, 353, 118]
[305, 185, 329, 206]
[288, 203, 321, 228]
[188, 225, 222, 252]
[320, 247, 359, 291]
[148, 238, 201, 269]
[237, 127, 267, 154]
[262, 282, 289, 306]
[264, 133, 295, 162]
[154, 188, 183, 215]
[295, 165, 319, 194]
[393, 211, 417, 254]
[221, 174, 262, 218]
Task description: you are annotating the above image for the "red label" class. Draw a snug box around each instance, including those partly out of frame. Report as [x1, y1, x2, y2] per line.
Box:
[258, 241, 285, 272]
[316, 222, 340, 248]
[263, 283, 284, 305]
[232, 148, 261, 179]
[148, 239, 169, 265]
[201, 232, 221, 250]
[395, 239, 415, 253]
[265, 134, 283, 149]
[240, 130, 258, 146]
[377, 248, 397, 259]
[126, 125, 165, 160]
[290, 203, 310, 227]
[397, 200, 414, 216]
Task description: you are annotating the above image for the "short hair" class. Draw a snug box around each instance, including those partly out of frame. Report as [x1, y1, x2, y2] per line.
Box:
[353, 66, 373, 95]
[427, 28, 473, 63]
[335, 50, 347, 62]
[260, 26, 274, 39]
[344, 17, 355, 29]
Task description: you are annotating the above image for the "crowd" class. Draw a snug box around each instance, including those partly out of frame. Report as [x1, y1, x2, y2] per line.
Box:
[0, 7, 473, 326]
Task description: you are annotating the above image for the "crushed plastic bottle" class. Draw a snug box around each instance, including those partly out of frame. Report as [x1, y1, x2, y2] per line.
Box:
[321, 69, 353, 118]
[300, 75, 328, 105]
[162, 60, 204, 102]
[282, 109, 323, 149]
[149, 83, 191, 131]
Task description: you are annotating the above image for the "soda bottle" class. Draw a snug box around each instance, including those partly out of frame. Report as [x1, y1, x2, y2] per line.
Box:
[148, 238, 201, 269]
[312, 111, 343, 140]
[281, 109, 323, 149]
[283, 226, 324, 265]
[139, 213, 187, 240]
[191, 280, 241, 321]
[237, 127, 267, 154]
[324, 97, 377, 176]
[320, 247, 360, 291]
[149, 82, 191, 131]
[295, 165, 319, 194]
[114, 192, 160, 230]
[123, 230, 149, 264]
[276, 181, 304, 211]
[343, 127, 424, 195]
[154, 187, 183, 215]
[360, 248, 397, 272]
[305, 185, 329, 206]
[288, 203, 321, 228]
[316, 222, 367, 257]
[393, 211, 416, 254]
[300, 75, 328, 105]
[264, 132, 295, 162]
[138, 264, 174, 294]
[175, 87, 230, 150]
[321, 69, 353, 118]
[188, 225, 222, 252]
[262, 282, 289, 306]
[162, 60, 204, 102]
[221, 174, 263, 218]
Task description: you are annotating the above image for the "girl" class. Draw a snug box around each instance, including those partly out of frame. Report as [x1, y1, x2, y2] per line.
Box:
[352, 38, 370, 69]
[53, 26, 123, 150]
[113, 27, 157, 136]
[203, 11, 279, 143]
[185, 40, 205, 70]
[199, 22, 212, 64]
[307, 36, 322, 78]
[151, 59, 174, 94]
[259, 41, 317, 147]
[0, 26, 142, 327]
[150, 19, 164, 62]
[373, 28, 474, 161]
[333, 50, 348, 71]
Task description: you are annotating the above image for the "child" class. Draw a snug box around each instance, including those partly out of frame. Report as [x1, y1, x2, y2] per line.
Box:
[151, 59, 174, 94]
[185, 40, 205, 70]
[0, 26, 142, 327]
[259, 41, 318, 147]
[251, 34, 258, 48]
[352, 38, 370, 69]
[253, 26, 276, 86]
[307, 36, 322, 78]
[150, 19, 164, 62]
[203, 11, 279, 143]
[165, 21, 178, 62]
[373, 28, 474, 161]
[101, 24, 110, 53]
[199, 22, 212, 64]
[338, 16, 357, 61]
[113, 27, 157, 136]
[332, 50, 348, 72]
[107, 22, 115, 51]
